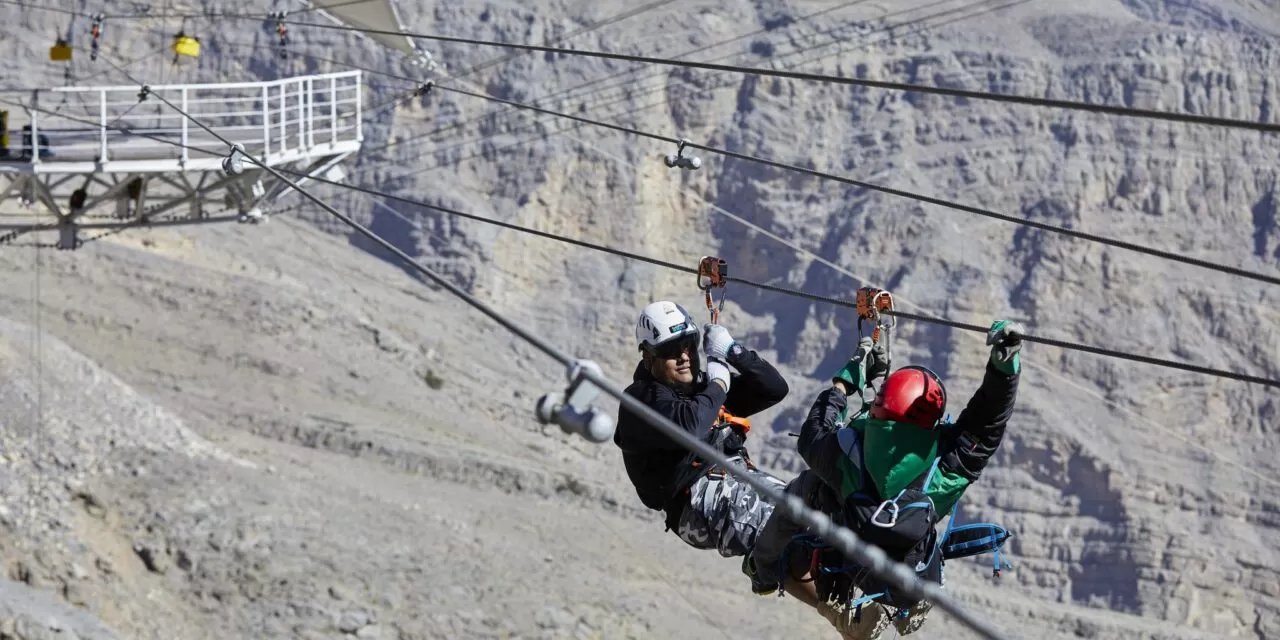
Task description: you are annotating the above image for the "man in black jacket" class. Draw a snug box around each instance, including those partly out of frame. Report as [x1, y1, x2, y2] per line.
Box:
[614, 300, 790, 557]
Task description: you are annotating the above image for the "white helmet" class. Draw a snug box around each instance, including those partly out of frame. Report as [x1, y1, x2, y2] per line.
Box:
[635, 300, 699, 351]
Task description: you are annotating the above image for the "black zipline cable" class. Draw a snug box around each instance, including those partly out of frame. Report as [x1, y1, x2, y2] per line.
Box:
[429, 82, 1280, 288]
[446, 0, 681, 81]
[282, 18, 1280, 135]
[238, 0, 1031, 181]
[281, 169, 1280, 390]
[206, 16, 1261, 290]
[114, 60, 1009, 640]
[217, 0, 1028, 162]
[11, 82, 1279, 389]
[374, 0, 889, 155]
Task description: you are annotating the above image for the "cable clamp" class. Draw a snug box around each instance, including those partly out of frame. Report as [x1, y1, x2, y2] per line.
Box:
[535, 359, 616, 443]
[663, 138, 702, 170]
[414, 81, 434, 97]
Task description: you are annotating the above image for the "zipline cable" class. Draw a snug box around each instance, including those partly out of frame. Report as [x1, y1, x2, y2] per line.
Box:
[280, 0, 1034, 162]
[557, 131, 1280, 491]
[280, 17, 1280, 135]
[9, 83, 1277, 390]
[276, 169, 1280, 391]
[426, 81, 1280, 288]
[445, 0, 683, 80]
[103, 55, 1012, 640]
[8, 66, 1276, 496]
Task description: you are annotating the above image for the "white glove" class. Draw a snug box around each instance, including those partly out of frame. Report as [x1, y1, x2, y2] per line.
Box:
[705, 357, 731, 391]
[702, 323, 737, 361]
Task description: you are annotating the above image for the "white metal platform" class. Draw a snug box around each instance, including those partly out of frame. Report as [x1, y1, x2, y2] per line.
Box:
[0, 70, 364, 249]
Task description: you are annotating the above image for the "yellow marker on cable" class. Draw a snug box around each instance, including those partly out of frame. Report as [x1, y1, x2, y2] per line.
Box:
[50, 37, 72, 61]
[172, 32, 200, 59]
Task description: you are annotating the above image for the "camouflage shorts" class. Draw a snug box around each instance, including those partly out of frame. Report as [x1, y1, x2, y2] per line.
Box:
[674, 457, 788, 558]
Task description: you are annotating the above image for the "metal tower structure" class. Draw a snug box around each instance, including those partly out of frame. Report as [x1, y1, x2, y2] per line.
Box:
[0, 70, 364, 249]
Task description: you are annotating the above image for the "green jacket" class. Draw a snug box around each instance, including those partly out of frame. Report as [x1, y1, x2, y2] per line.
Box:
[798, 358, 1020, 519]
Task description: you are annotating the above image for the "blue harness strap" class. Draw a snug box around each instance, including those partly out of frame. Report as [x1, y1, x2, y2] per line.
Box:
[935, 502, 1014, 577]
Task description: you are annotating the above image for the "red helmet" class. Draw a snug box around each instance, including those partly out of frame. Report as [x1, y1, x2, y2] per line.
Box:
[869, 366, 947, 429]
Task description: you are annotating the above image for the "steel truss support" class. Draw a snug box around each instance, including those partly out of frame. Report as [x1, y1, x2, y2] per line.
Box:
[0, 155, 354, 247]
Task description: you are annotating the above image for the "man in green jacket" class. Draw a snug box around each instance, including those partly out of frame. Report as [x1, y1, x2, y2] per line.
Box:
[744, 320, 1024, 638]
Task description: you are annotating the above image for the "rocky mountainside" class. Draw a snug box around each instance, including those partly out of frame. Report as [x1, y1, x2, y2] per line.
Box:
[2, 0, 1279, 638]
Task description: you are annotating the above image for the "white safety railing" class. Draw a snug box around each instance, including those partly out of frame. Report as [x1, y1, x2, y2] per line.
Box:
[0, 70, 362, 173]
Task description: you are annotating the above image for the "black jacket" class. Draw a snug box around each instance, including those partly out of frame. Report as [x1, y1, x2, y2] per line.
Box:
[613, 347, 789, 524]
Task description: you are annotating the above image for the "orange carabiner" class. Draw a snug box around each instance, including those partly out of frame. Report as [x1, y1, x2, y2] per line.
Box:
[855, 286, 896, 358]
[697, 256, 728, 323]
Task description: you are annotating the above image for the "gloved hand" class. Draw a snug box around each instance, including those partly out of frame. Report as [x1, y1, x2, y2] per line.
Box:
[706, 357, 732, 391]
[986, 319, 1025, 375]
[832, 337, 890, 395]
[703, 323, 737, 361]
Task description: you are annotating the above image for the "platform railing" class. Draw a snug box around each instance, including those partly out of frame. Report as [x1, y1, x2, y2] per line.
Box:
[0, 70, 362, 172]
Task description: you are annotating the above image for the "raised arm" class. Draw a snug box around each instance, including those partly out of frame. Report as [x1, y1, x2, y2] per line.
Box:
[699, 323, 791, 418]
[723, 347, 790, 417]
[796, 337, 890, 494]
[939, 320, 1024, 484]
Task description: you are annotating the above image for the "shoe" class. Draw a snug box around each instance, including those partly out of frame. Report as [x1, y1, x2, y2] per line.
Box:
[742, 554, 777, 596]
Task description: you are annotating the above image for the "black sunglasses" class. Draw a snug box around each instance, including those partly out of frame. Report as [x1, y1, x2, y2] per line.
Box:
[650, 334, 698, 359]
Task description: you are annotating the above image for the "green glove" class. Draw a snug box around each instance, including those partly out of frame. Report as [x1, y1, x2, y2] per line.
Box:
[833, 337, 890, 394]
[986, 320, 1025, 375]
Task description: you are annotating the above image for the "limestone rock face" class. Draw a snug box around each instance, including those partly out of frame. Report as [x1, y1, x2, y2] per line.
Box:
[1, 0, 1277, 638]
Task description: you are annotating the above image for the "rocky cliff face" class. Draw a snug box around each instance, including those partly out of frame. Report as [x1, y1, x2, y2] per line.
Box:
[1, 0, 1278, 638]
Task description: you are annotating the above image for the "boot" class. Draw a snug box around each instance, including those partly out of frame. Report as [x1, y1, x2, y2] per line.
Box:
[892, 599, 932, 635]
[741, 554, 777, 596]
[816, 599, 890, 640]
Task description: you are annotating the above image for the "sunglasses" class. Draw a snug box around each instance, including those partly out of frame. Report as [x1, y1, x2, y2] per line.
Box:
[650, 334, 698, 360]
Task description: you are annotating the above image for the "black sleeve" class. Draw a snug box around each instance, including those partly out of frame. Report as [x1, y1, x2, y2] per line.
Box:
[722, 348, 790, 418]
[940, 360, 1020, 482]
[796, 386, 851, 493]
[615, 380, 729, 452]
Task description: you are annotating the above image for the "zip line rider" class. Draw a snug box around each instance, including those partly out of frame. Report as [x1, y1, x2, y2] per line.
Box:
[744, 319, 1025, 638]
[613, 300, 790, 557]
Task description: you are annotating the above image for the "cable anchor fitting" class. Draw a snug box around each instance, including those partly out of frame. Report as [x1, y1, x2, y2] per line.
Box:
[414, 81, 434, 97]
[534, 359, 616, 444]
[663, 138, 702, 170]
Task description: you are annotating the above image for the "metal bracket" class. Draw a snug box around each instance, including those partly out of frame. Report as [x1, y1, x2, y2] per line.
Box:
[534, 359, 616, 443]
[56, 219, 82, 250]
[663, 138, 702, 170]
